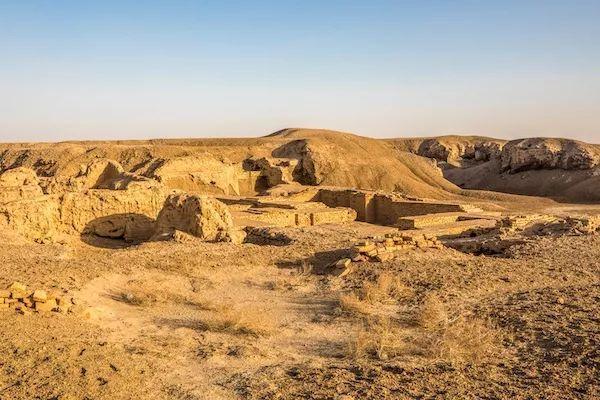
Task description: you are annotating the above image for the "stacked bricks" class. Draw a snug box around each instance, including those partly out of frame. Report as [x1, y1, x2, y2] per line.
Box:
[350, 233, 443, 262]
[0, 282, 72, 315]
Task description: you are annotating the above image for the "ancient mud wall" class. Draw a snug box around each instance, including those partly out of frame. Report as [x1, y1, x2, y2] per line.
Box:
[316, 189, 464, 226]
[372, 195, 464, 226]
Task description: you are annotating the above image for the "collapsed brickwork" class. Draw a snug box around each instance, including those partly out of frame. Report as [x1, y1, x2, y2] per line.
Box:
[349, 233, 443, 262]
[0, 282, 72, 315]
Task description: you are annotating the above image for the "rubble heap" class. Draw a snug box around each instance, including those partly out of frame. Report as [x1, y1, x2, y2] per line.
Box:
[529, 216, 600, 236]
[0, 282, 72, 315]
[349, 233, 443, 262]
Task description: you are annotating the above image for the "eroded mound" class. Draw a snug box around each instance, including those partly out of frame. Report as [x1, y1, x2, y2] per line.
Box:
[154, 193, 246, 244]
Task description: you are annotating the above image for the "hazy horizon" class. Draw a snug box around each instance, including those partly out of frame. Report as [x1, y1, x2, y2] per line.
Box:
[1, 1, 599, 143]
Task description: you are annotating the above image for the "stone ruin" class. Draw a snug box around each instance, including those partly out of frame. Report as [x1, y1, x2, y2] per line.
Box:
[350, 233, 443, 262]
[152, 193, 247, 244]
[0, 159, 507, 252]
[0, 282, 72, 315]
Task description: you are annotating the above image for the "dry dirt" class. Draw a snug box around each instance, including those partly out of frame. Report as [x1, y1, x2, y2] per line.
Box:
[0, 130, 599, 399]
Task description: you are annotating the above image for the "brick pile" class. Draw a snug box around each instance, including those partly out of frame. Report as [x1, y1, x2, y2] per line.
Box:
[350, 233, 443, 262]
[0, 282, 72, 315]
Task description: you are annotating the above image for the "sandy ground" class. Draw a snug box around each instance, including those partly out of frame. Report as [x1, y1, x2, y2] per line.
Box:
[0, 220, 598, 400]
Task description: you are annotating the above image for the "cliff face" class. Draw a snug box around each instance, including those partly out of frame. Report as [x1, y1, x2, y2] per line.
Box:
[500, 138, 600, 173]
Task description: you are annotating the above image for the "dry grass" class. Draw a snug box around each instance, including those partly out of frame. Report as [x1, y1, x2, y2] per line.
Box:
[347, 293, 503, 364]
[348, 316, 408, 360]
[339, 292, 373, 315]
[362, 272, 414, 304]
[418, 294, 503, 364]
[200, 304, 277, 336]
[339, 272, 414, 316]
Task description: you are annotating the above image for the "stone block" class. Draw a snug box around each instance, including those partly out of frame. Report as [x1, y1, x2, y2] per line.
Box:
[335, 258, 351, 268]
[35, 298, 57, 312]
[9, 282, 27, 292]
[33, 290, 48, 302]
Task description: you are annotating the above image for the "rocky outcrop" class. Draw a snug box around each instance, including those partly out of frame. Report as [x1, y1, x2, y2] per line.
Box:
[500, 138, 600, 173]
[45, 159, 158, 194]
[416, 138, 504, 165]
[153, 193, 246, 243]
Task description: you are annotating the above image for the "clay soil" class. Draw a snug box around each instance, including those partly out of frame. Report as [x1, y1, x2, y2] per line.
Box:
[0, 219, 598, 399]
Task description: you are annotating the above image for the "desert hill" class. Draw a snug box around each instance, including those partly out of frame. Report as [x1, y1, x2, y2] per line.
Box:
[0, 128, 552, 207]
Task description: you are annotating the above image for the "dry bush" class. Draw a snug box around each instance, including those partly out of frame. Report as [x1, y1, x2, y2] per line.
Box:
[201, 304, 276, 337]
[339, 292, 373, 316]
[435, 317, 502, 364]
[347, 294, 504, 364]
[339, 273, 413, 317]
[362, 272, 414, 304]
[418, 294, 449, 331]
[418, 294, 503, 364]
[348, 316, 407, 360]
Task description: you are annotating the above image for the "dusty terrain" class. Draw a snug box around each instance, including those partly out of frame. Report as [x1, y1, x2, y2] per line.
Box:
[0, 129, 598, 399]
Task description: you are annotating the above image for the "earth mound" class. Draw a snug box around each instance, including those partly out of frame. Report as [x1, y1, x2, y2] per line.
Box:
[443, 137, 600, 202]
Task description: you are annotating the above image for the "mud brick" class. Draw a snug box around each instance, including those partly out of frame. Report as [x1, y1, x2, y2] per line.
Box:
[355, 244, 375, 253]
[366, 249, 378, 257]
[32, 290, 48, 302]
[0, 303, 9, 310]
[35, 298, 57, 312]
[335, 258, 351, 268]
[0, 290, 10, 298]
[8, 282, 27, 292]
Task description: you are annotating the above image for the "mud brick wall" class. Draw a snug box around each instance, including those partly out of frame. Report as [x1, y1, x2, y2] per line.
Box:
[316, 189, 464, 226]
[316, 189, 376, 222]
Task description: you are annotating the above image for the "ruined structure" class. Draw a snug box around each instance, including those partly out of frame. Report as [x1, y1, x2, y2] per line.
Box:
[315, 188, 478, 226]
[153, 193, 246, 244]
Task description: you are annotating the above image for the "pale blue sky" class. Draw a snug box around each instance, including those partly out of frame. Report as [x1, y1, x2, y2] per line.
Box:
[1, 0, 599, 142]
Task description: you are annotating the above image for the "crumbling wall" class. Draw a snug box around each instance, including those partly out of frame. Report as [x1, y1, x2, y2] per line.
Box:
[44, 159, 159, 194]
[315, 188, 464, 226]
[316, 189, 376, 221]
[146, 155, 244, 195]
[153, 193, 245, 243]
[60, 187, 167, 232]
[242, 157, 297, 189]
[0, 187, 169, 242]
[0, 167, 44, 203]
[372, 195, 464, 226]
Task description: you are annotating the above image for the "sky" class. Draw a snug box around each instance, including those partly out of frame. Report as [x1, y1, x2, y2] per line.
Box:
[1, 0, 599, 142]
